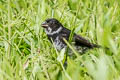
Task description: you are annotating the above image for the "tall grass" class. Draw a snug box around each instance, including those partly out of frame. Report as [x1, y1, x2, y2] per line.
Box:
[0, 0, 120, 80]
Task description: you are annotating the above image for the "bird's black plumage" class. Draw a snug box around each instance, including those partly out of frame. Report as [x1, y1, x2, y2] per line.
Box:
[41, 18, 100, 52]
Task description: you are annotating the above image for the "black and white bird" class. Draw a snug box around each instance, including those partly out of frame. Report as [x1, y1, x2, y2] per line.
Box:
[41, 18, 100, 54]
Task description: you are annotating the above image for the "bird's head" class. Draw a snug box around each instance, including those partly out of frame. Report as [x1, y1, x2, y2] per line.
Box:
[41, 18, 63, 35]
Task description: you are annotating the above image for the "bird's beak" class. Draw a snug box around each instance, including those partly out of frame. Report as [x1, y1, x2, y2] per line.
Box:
[41, 21, 49, 28]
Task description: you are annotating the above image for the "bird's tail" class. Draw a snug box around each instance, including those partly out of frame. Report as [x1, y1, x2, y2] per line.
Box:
[91, 44, 101, 48]
[91, 44, 109, 50]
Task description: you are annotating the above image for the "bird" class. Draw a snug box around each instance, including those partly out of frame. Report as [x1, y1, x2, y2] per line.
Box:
[41, 18, 100, 54]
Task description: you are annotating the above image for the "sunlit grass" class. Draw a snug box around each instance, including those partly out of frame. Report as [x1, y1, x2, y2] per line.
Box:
[0, 0, 120, 80]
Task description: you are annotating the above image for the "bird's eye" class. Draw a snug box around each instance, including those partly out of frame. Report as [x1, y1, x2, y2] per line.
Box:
[46, 19, 56, 25]
[46, 20, 52, 24]
[46, 20, 49, 23]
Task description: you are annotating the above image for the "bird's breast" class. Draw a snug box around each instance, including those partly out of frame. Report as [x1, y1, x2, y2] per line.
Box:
[53, 36, 66, 50]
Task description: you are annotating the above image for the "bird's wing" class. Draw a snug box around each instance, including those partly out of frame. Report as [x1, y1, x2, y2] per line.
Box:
[59, 27, 71, 43]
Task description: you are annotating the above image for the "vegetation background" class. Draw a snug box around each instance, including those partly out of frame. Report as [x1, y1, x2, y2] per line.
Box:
[0, 0, 120, 80]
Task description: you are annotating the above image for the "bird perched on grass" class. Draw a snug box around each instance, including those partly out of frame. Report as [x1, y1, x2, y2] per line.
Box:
[41, 18, 100, 54]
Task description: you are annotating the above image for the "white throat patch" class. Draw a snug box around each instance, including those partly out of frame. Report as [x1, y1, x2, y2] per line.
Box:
[45, 27, 62, 35]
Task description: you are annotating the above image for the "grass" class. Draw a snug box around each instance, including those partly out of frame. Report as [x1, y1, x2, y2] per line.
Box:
[0, 0, 120, 80]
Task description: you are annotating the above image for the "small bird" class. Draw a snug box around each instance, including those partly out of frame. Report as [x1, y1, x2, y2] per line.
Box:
[41, 18, 100, 54]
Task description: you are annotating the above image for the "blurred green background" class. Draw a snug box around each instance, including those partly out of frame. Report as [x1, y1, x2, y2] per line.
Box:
[0, 0, 120, 80]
